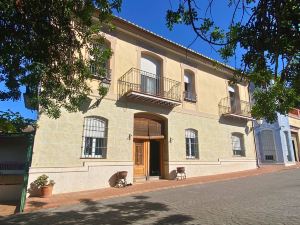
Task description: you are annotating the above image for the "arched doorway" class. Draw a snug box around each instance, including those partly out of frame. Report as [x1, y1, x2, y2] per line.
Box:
[133, 113, 167, 181]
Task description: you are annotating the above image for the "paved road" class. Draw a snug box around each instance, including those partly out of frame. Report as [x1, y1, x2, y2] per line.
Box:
[1, 168, 300, 225]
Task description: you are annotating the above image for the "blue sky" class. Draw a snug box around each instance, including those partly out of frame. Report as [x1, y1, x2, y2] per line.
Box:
[0, 1, 243, 120]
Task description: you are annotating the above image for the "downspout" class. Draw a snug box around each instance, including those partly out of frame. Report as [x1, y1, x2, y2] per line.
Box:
[248, 83, 260, 168]
[19, 132, 35, 212]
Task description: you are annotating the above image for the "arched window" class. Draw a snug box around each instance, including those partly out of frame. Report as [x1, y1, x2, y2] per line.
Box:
[231, 133, 245, 156]
[185, 129, 199, 159]
[184, 70, 196, 102]
[89, 41, 111, 81]
[259, 130, 276, 161]
[82, 117, 108, 158]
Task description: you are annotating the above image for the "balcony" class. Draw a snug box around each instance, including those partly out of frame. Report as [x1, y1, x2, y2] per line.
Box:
[218, 97, 252, 120]
[118, 68, 181, 107]
[184, 91, 197, 102]
[289, 108, 300, 119]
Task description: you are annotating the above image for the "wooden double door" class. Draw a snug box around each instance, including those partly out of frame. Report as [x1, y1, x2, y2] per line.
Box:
[133, 139, 163, 178]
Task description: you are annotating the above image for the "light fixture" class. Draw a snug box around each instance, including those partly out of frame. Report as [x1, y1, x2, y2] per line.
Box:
[169, 137, 173, 143]
[128, 134, 132, 140]
[256, 119, 264, 125]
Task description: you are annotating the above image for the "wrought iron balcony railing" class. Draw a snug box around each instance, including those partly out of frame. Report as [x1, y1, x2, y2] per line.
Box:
[219, 97, 252, 119]
[184, 91, 197, 102]
[118, 68, 181, 104]
[289, 108, 300, 119]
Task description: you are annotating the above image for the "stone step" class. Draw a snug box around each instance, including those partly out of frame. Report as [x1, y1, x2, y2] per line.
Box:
[147, 176, 160, 181]
[133, 176, 147, 183]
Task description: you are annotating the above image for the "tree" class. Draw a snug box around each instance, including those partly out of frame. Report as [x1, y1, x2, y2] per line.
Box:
[166, 0, 300, 122]
[0, 0, 121, 132]
[0, 110, 35, 133]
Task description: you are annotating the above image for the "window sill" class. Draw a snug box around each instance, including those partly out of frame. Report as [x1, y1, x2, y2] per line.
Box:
[90, 75, 111, 83]
[186, 157, 199, 160]
[184, 98, 197, 103]
[80, 157, 106, 159]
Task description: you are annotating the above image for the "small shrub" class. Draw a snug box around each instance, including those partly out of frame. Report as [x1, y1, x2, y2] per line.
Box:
[33, 174, 55, 188]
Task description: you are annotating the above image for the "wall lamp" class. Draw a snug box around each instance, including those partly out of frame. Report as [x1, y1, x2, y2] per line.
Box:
[128, 133, 132, 140]
[256, 119, 264, 126]
[169, 137, 173, 143]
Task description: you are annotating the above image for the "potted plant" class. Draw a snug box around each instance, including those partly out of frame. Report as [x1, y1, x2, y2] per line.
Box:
[33, 174, 55, 198]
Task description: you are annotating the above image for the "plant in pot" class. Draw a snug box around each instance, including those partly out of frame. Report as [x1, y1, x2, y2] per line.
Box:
[33, 174, 55, 198]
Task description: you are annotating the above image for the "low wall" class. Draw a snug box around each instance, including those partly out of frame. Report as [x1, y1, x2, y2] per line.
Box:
[27, 159, 257, 196]
[167, 159, 257, 179]
[27, 161, 133, 196]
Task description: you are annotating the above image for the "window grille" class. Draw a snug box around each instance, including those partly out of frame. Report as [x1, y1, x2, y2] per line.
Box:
[185, 129, 199, 159]
[82, 117, 108, 158]
[231, 133, 245, 156]
[265, 155, 274, 160]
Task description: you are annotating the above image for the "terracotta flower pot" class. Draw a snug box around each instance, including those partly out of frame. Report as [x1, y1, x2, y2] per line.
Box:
[40, 185, 54, 198]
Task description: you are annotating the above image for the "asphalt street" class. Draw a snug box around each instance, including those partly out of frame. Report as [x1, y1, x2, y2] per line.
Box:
[1, 168, 300, 225]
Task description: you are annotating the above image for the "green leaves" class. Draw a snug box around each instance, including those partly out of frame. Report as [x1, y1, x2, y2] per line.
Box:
[0, 110, 36, 133]
[167, 0, 300, 121]
[251, 80, 299, 123]
[0, 0, 122, 124]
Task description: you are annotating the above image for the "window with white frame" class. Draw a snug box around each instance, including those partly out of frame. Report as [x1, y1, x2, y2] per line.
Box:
[82, 117, 108, 158]
[231, 133, 245, 156]
[184, 71, 196, 102]
[185, 129, 199, 158]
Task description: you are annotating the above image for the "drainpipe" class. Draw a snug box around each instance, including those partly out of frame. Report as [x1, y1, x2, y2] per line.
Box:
[252, 121, 261, 168]
[19, 132, 35, 212]
[248, 83, 260, 168]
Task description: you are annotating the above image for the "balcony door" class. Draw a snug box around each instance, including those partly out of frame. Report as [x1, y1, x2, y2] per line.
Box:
[228, 85, 241, 114]
[141, 55, 161, 96]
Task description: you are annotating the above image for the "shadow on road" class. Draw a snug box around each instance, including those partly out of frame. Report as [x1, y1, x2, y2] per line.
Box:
[0, 195, 194, 224]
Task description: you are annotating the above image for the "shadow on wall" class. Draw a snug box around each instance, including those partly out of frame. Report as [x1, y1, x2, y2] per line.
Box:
[115, 98, 173, 116]
[218, 116, 249, 128]
[0, 195, 194, 224]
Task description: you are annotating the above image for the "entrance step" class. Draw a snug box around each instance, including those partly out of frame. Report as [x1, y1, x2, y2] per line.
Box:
[133, 176, 147, 183]
[147, 176, 160, 181]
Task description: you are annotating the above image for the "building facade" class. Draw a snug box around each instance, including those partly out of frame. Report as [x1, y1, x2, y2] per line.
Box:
[254, 114, 296, 165]
[289, 108, 300, 162]
[27, 17, 257, 195]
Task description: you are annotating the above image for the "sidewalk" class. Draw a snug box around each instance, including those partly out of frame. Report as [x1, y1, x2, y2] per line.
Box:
[24, 164, 300, 213]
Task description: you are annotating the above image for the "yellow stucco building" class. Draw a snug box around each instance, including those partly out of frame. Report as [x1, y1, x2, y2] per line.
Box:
[28, 17, 257, 195]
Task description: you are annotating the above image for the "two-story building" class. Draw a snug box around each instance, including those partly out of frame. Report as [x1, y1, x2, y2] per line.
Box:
[27, 17, 257, 195]
[254, 114, 296, 165]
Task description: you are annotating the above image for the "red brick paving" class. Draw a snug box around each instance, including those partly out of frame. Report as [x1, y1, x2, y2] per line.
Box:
[0, 202, 18, 217]
[24, 164, 300, 213]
